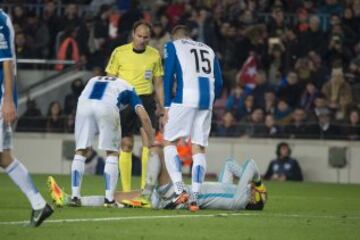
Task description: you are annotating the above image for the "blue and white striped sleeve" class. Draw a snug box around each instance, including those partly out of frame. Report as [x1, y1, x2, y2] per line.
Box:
[163, 42, 176, 108]
[213, 55, 223, 98]
[0, 13, 14, 61]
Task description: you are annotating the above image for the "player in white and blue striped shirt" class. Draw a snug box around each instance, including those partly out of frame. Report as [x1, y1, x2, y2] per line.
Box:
[0, 9, 53, 227]
[162, 25, 223, 211]
[70, 76, 154, 207]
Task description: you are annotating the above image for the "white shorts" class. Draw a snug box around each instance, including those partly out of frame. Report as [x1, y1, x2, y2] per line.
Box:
[163, 104, 212, 147]
[0, 112, 13, 152]
[75, 100, 121, 152]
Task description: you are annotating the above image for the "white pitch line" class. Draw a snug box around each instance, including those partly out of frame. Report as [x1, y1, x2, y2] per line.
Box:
[1, 212, 359, 226]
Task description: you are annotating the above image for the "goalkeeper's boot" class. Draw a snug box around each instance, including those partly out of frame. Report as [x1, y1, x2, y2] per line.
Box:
[164, 191, 189, 209]
[69, 197, 81, 207]
[47, 176, 68, 208]
[28, 203, 54, 227]
[122, 195, 152, 208]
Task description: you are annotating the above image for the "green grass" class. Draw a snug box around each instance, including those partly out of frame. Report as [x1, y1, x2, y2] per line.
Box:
[0, 174, 360, 240]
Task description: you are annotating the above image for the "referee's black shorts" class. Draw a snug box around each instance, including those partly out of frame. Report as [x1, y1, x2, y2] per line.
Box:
[121, 94, 158, 138]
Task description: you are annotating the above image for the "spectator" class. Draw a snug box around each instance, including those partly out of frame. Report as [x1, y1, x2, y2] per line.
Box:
[11, 5, 27, 28]
[307, 51, 329, 89]
[294, 57, 313, 82]
[15, 31, 35, 60]
[218, 22, 241, 92]
[264, 90, 277, 114]
[77, 16, 106, 69]
[215, 112, 241, 137]
[278, 71, 304, 108]
[342, 108, 360, 140]
[298, 15, 328, 57]
[240, 108, 265, 137]
[267, 7, 286, 37]
[42, 0, 62, 58]
[308, 93, 328, 122]
[23, 12, 50, 58]
[325, 30, 353, 67]
[300, 81, 319, 111]
[274, 99, 293, 125]
[65, 113, 75, 133]
[16, 99, 45, 132]
[236, 94, 255, 120]
[225, 84, 245, 116]
[55, 27, 80, 71]
[318, 0, 344, 17]
[149, 22, 171, 58]
[59, 3, 81, 32]
[117, 0, 144, 36]
[254, 113, 281, 138]
[252, 70, 274, 108]
[308, 107, 341, 139]
[283, 29, 300, 74]
[84, 148, 105, 176]
[284, 107, 309, 139]
[322, 68, 352, 120]
[46, 101, 65, 133]
[342, 7, 360, 35]
[64, 78, 84, 115]
[264, 142, 303, 181]
[347, 58, 360, 107]
[194, 7, 217, 49]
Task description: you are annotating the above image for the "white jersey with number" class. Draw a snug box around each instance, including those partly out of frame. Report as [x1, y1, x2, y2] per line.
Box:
[79, 76, 142, 111]
[75, 76, 143, 152]
[163, 39, 222, 110]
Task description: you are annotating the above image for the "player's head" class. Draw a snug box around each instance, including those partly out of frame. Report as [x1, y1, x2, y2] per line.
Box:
[171, 25, 191, 40]
[245, 185, 267, 211]
[276, 142, 291, 159]
[132, 20, 152, 51]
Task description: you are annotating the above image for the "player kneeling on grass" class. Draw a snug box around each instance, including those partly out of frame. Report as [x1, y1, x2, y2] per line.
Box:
[63, 75, 154, 207]
[48, 150, 267, 211]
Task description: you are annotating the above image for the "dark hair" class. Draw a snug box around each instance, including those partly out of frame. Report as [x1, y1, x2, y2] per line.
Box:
[47, 101, 62, 116]
[132, 20, 152, 33]
[276, 142, 291, 157]
[171, 25, 191, 37]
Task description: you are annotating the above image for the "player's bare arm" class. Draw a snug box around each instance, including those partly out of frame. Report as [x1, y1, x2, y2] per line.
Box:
[136, 106, 155, 146]
[2, 60, 16, 124]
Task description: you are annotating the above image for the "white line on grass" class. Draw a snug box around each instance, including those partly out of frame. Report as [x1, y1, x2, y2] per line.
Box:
[1, 212, 359, 226]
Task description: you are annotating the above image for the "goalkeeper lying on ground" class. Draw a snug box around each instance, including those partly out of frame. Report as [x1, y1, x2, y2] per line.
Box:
[48, 145, 267, 211]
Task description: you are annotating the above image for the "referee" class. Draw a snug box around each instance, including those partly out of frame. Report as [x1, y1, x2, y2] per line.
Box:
[106, 20, 164, 192]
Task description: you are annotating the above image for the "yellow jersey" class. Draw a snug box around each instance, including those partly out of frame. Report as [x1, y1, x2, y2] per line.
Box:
[105, 43, 164, 95]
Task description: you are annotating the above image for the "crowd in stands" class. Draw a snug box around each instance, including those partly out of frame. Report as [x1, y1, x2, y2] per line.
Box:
[5, 0, 360, 140]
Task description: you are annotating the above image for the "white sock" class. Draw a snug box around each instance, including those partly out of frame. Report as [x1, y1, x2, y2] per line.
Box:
[238, 159, 261, 188]
[218, 159, 241, 184]
[104, 156, 119, 202]
[71, 154, 86, 199]
[192, 153, 206, 195]
[81, 196, 105, 207]
[164, 145, 183, 194]
[143, 151, 161, 196]
[6, 159, 46, 210]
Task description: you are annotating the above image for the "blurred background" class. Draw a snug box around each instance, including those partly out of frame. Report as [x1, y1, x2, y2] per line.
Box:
[0, 0, 359, 183]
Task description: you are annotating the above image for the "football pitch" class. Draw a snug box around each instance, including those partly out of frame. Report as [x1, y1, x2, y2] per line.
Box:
[0, 174, 359, 240]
